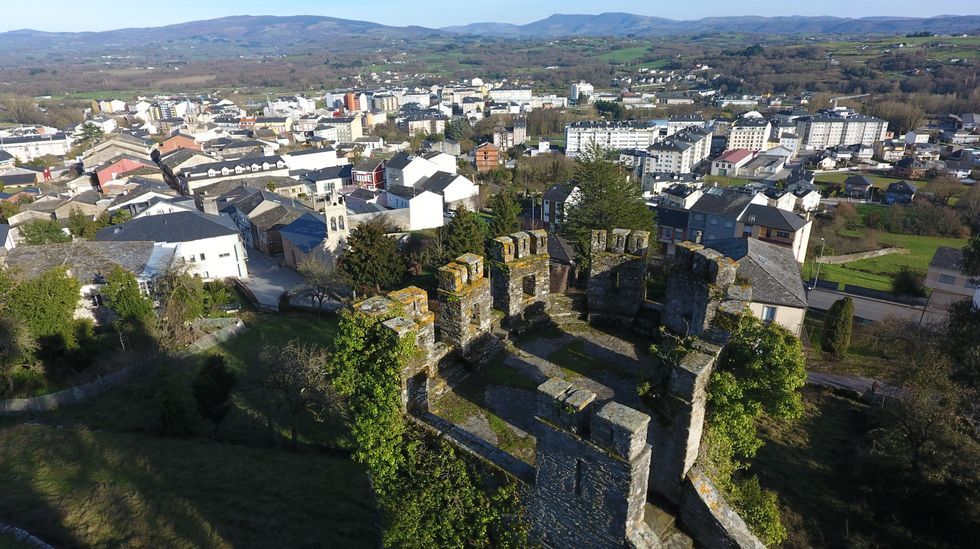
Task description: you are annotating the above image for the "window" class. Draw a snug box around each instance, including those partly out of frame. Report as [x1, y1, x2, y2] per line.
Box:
[938, 274, 956, 285]
[762, 306, 777, 323]
[219, 252, 231, 258]
[724, 221, 734, 229]
[662, 227, 673, 240]
[709, 218, 718, 225]
[330, 217, 337, 231]
[338, 216, 345, 230]
[693, 213, 704, 222]
[776, 231, 790, 239]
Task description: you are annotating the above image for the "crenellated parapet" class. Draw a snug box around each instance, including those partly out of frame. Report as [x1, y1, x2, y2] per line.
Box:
[490, 229, 550, 324]
[587, 228, 651, 323]
[437, 253, 493, 355]
[529, 378, 655, 549]
[662, 241, 751, 338]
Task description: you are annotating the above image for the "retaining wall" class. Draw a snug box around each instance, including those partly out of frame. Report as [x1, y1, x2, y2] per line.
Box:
[815, 247, 908, 265]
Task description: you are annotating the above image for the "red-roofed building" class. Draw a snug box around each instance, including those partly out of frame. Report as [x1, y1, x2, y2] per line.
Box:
[159, 134, 202, 154]
[710, 149, 756, 177]
[95, 156, 156, 188]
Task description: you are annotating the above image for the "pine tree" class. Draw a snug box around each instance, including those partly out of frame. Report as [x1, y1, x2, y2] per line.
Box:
[440, 206, 487, 262]
[485, 191, 521, 237]
[339, 217, 406, 295]
[562, 143, 655, 267]
[822, 297, 854, 358]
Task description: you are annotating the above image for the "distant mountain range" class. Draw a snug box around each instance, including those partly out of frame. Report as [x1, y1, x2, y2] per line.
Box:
[1, 13, 978, 63]
[443, 13, 980, 37]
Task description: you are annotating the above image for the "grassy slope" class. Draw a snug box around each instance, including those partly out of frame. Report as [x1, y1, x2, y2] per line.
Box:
[0, 312, 380, 547]
[0, 424, 377, 549]
[754, 387, 918, 548]
[805, 233, 968, 291]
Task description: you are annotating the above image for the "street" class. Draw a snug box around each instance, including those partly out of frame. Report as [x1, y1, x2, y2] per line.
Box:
[806, 287, 945, 323]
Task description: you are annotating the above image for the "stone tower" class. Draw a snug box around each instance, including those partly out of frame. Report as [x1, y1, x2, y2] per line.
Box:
[436, 253, 493, 355]
[661, 241, 751, 338]
[489, 229, 550, 323]
[528, 378, 656, 548]
[586, 228, 651, 323]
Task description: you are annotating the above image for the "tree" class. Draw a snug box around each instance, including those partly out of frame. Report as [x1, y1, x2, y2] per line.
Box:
[75, 122, 105, 148]
[441, 206, 487, 262]
[101, 265, 153, 323]
[892, 266, 927, 297]
[153, 264, 206, 349]
[0, 201, 18, 224]
[821, 297, 854, 358]
[562, 143, 655, 266]
[962, 234, 980, 281]
[193, 354, 237, 438]
[256, 340, 335, 450]
[67, 208, 99, 239]
[4, 266, 81, 345]
[295, 257, 341, 317]
[339, 218, 406, 296]
[486, 191, 521, 237]
[925, 174, 966, 207]
[151, 362, 195, 437]
[18, 219, 70, 245]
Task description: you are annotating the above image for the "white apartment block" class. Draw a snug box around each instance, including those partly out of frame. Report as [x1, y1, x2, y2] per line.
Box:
[565, 121, 660, 157]
[642, 129, 713, 174]
[801, 108, 888, 150]
[0, 132, 72, 162]
[570, 82, 594, 103]
[729, 116, 772, 151]
[488, 88, 533, 104]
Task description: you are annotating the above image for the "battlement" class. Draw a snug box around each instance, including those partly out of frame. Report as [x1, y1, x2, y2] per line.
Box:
[490, 230, 550, 324]
[587, 228, 651, 323]
[437, 254, 493, 355]
[663, 240, 751, 337]
[492, 229, 548, 263]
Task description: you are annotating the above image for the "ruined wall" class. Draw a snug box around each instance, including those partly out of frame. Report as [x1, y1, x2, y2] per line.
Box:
[490, 230, 550, 324]
[587, 228, 651, 323]
[528, 378, 656, 549]
[436, 253, 493, 356]
[661, 241, 751, 338]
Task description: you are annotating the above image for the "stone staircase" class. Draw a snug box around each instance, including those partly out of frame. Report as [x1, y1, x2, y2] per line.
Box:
[644, 501, 695, 549]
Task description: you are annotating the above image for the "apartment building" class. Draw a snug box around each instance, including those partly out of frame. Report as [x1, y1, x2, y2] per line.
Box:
[728, 114, 772, 151]
[565, 121, 660, 157]
[800, 107, 888, 150]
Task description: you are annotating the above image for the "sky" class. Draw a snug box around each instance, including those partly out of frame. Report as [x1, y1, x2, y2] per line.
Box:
[1, 0, 975, 32]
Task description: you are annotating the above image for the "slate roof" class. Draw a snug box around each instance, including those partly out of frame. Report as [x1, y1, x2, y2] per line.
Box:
[96, 211, 237, 243]
[547, 233, 575, 265]
[0, 224, 9, 246]
[690, 188, 755, 218]
[739, 204, 807, 232]
[655, 206, 690, 228]
[250, 205, 305, 232]
[386, 185, 421, 199]
[0, 150, 14, 162]
[280, 213, 328, 253]
[306, 165, 352, 182]
[543, 183, 577, 202]
[929, 246, 964, 272]
[2, 240, 156, 284]
[886, 180, 917, 194]
[843, 175, 874, 189]
[419, 172, 459, 194]
[386, 152, 413, 170]
[353, 157, 385, 172]
[707, 237, 807, 308]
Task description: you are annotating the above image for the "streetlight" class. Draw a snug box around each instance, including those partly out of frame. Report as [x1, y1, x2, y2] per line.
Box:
[812, 237, 826, 289]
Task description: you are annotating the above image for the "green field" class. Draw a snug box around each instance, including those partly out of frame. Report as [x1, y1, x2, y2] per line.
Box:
[703, 175, 753, 187]
[814, 172, 905, 188]
[0, 312, 379, 547]
[597, 47, 651, 63]
[805, 233, 968, 291]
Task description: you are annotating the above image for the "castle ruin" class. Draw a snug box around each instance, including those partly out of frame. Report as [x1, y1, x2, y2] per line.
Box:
[352, 229, 766, 548]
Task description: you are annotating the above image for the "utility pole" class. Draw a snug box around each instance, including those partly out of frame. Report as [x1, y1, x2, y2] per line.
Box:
[812, 237, 827, 288]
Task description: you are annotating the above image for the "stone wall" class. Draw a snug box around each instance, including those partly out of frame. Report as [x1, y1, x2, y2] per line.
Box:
[586, 228, 651, 324]
[490, 230, 551, 324]
[528, 378, 656, 549]
[436, 253, 493, 357]
[661, 241, 751, 337]
[681, 467, 766, 549]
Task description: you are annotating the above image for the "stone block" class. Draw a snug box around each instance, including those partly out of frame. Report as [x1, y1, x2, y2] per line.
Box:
[382, 316, 416, 339]
[438, 263, 469, 292]
[669, 351, 716, 402]
[453, 253, 484, 281]
[626, 230, 650, 256]
[510, 231, 531, 259]
[355, 295, 394, 317]
[528, 229, 548, 254]
[536, 377, 595, 434]
[609, 228, 630, 254]
[674, 241, 704, 265]
[387, 286, 429, 316]
[591, 402, 651, 461]
[591, 230, 607, 254]
[491, 236, 515, 263]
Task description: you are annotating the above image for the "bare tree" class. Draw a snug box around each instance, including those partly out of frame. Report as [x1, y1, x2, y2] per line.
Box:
[294, 256, 343, 316]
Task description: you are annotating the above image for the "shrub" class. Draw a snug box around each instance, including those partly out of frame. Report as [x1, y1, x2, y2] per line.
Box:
[822, 297, 854, 358]
[193, 354, 237, 437]
[891, 266, 927, 297]
[152, 365, 195, 437]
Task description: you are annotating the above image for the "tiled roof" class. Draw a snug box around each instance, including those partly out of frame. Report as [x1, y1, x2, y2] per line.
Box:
[707, 237, 807, 308]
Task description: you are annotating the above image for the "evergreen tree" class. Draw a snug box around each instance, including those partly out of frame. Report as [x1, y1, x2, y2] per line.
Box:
[441, 206, 487, 262]
[562, 143, 655, 267]
[822, 297, 854, 358]
[339, 217, 406, 296]
[485, 191, 521, 238]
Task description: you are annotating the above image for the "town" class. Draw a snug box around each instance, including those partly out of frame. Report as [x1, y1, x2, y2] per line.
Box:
[0, 7, 978, 549]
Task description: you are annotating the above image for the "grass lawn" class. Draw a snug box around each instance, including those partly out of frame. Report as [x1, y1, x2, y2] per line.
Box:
[755, 387, 914, 548]
[0, 424, 378, 548]
[814, 172, 905, 188]
[801, 310, 886, 376]
[805, 233, 969, 291]
[0, 310, 380, 547]
[596, 47, 650, 63]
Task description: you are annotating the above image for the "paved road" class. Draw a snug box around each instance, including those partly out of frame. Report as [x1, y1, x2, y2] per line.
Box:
[806, 287, 943, 323]
[243, 251, 304, 311]
[806, 370, 901, 398]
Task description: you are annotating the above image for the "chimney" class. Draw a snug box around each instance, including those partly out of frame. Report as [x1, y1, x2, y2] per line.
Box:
[201, 195, 219, 215]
